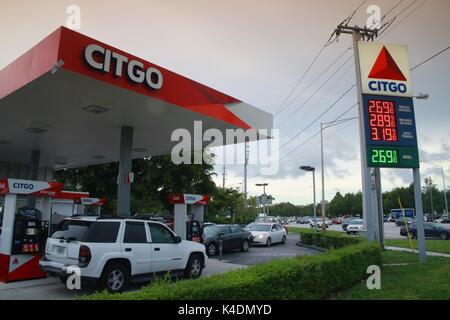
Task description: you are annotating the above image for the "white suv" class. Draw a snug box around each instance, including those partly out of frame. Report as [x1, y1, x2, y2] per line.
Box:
[39, 217, 207, 292]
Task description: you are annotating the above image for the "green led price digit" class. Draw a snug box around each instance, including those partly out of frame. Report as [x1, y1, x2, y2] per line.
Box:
[371, 149, 399, 164]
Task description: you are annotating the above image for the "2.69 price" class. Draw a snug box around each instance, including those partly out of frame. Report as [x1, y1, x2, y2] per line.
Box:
[371, 149, 398, 164]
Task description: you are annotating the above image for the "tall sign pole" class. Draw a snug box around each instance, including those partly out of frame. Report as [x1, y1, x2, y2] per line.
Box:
[335, 25, 426, 260]
[351, 30, 376, 241]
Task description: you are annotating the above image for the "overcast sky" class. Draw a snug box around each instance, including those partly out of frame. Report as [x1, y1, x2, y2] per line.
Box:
[1, 0, 449, 205]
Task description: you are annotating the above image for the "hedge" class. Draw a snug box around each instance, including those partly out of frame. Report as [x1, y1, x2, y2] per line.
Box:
[292, 228, 362, 249]
[82, 243, 381, 300]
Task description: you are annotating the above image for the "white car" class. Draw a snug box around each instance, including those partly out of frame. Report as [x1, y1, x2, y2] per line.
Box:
[247, 223, 287, 246]
[39, 217, 207, 292]
[346, 219, 365, 235]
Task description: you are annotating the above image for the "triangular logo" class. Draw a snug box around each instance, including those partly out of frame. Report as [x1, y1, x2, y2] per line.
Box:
[368, 46, 407, 81]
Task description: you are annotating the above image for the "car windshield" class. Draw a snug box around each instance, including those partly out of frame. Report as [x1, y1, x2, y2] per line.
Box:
[248, 224, 272, 232]
[349, 220, 363, 225]
[51, 220, 93, 241]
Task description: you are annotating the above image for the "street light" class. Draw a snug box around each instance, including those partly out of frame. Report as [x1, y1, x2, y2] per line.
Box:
[414, 93, 430, 100]
[300, 166, 317, 229]
[256, 183, 269, 215]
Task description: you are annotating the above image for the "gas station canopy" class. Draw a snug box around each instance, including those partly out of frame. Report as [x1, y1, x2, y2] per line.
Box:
[0, 26, 272, 169]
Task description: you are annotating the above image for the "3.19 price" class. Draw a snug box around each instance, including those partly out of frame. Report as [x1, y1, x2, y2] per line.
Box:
[371, 149, 398, 164]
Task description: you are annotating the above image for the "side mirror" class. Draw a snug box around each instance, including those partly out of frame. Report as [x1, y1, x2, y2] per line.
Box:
[174, 236, 182, 243]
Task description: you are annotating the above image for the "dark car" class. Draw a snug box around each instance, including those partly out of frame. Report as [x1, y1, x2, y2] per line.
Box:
[401, 223, 450, 240]
[395, 217, 415, 227]
[203, 224, 253, 256]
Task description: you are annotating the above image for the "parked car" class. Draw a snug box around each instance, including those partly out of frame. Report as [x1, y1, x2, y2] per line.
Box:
[39, 217, 207, 293]
[342, 217, 360, 231]
[332, 217, 343, 225]
[346, 219, 364, 235]
[400, 223, 450, 240]
[203, 224, 253, 256]
[435, 218, 450, 224]
[248, 223, 287, 247]
[296, 218, 309, 224]
[383, 216, 389, 222]
[310, 218, 328, 229]
[395, 217, 415, 227]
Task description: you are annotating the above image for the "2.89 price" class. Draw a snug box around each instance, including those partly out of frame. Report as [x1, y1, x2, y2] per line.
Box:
[371, 149, 398, 164]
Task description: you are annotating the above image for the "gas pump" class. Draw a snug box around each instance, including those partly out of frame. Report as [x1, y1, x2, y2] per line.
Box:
[0, 179, 63, 282]
[168, 194, 208, 242]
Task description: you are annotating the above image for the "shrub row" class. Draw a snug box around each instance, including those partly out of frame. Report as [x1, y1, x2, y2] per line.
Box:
[83, 243, 381, 300]
[292, 227, 362, 249]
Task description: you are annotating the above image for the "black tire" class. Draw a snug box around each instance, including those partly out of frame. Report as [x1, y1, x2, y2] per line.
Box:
[184, 254, 203, 279]
[206, 242, 218, 256]
[240, 240, 250, 252]
[281, 235, 287, 244]
[99, 262, 129, 293]
[440, 233, 448, 240]
[266, 237, 272, 247]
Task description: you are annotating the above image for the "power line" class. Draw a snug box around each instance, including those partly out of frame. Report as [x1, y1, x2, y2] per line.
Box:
[411, 46, 450, 71]
[280, 83, 356, 150]
[275, 47, 353, 120]
[277, 55, 354, 128]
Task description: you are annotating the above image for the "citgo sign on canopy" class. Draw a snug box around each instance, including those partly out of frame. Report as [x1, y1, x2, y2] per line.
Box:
[358, 42, 412, 98]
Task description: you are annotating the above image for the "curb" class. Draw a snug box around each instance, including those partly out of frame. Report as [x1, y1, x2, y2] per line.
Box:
[296, 242, 327, 252]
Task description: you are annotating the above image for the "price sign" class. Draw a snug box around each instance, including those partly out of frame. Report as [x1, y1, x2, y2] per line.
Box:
[363, 95, 419, 168]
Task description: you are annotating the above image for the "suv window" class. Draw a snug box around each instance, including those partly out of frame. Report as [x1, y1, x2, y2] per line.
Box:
[51, 220, 93, 241]
[220, 226, 231, 234]
[148, 223, 176, 243]
[124, 222, 147, 243]
[83, 222, 120, 243]
[276, 224, 283, 231]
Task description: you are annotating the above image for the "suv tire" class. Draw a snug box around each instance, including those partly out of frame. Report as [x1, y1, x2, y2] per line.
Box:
[184, 254, 203, 279]
[440, 233, 448, 240]
[99, 262, 129, 293]
[266, 237, 272, 247]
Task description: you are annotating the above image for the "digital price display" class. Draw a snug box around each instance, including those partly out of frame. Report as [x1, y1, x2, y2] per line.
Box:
[368, 99, 398, 142]
[363, 95, 419, 169]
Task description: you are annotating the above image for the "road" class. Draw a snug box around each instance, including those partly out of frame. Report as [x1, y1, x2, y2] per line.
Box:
[0, 234, 314, 300]
[290, 222, 404, 239]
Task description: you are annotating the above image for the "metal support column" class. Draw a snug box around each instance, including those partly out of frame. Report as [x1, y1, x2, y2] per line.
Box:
[413, 168, 427, 262]
[117, 126, 134, 217]
[27, 150, 40, 208]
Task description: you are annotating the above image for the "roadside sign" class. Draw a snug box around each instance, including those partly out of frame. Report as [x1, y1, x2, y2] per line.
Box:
[358, 42, 413, 98]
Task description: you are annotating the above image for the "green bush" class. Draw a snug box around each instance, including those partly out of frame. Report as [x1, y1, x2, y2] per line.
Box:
[82, 243, 381, 300]
[293, 228, 362, 249]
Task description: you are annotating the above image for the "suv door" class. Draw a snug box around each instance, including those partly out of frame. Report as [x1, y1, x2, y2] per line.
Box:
[147, 223, 183, 272]
[122, 222, 151, 276]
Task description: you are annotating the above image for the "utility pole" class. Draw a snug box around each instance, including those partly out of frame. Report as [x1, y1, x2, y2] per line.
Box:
[256, 183, 268, 215]
[442, 167, 448, 216]
[334, 25, 378, 242]
[425, 177, 434, 220]
[320, 123, 326, 232]
[244, 141, 249, 207]
[222, 165, 226, 189]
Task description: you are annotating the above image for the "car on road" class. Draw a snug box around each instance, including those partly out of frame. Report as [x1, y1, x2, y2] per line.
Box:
[310, 218, 328, 229]
[203, 224, 253, 256]
[400, 222, 450, 240]
[248, 223, 287, 247]
[435, 218, 450, 224]
[342, 217, 360, 231]
[395, 217, 415, 227]
[332, 217, 343, 225]
[39, 217, 207, 293]
[346, 219, 364, 235]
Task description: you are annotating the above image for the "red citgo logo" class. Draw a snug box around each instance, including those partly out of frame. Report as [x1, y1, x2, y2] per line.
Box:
[368, 46, 407, 81]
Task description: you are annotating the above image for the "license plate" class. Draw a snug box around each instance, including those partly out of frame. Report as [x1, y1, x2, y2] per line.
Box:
[53, 245, 66, 255]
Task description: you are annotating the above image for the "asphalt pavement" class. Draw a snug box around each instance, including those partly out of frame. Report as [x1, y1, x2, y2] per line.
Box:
[0, 233, 315, 300]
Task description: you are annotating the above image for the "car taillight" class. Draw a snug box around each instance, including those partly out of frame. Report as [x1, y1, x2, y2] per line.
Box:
[79, 245, 91, 264]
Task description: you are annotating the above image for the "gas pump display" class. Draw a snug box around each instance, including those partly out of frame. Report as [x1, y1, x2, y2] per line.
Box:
[11, 208, 49, 255]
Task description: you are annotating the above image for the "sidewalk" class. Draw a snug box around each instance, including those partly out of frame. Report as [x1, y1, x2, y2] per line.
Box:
[385, 246, 450, 258]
